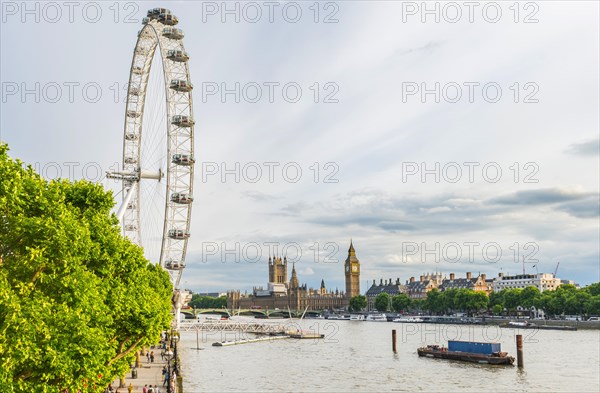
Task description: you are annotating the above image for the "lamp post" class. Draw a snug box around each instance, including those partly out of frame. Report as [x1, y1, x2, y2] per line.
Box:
[172, 334, 180, 375]
[164, 349, 173, 393]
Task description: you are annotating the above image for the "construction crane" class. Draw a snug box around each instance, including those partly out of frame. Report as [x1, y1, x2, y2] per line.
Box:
[554, 262, 560, 277]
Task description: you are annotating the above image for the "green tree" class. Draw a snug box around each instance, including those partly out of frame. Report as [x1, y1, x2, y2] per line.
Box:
[453, 289, 471, 312]
[528, 283, 600, 318]
[492, 304, 503, 315]
[452, 289, 488, 315]
[565, 291, 591, 315]
[586, 295, 600, 315]
[409, 298, 424, 312]
[442, 288, 459, 313]
[503, 289, 522, 312]
[582, 282, 600, 296]
[424, 289, 444, 314]
[489, 289, 505, 308]
[466, 291, 489, 315]
[190, 295, 227, 309]
[374, 293, 391, 312]
[391, 294, 411, 313]
[349, 295, 367, 312]
[535, 291, 555, 315]
[519, 286, 541, 308]
[0, 144, 172, 392]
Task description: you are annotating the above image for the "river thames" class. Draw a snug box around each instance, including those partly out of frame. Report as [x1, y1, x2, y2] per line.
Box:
[178, 319, 600, 392]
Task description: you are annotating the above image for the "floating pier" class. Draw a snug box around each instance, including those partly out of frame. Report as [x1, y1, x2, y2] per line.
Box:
[288, 332, 325, 339]
[212, 335, 289, 346]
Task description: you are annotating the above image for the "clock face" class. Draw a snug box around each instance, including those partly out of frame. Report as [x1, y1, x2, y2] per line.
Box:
[352, 265, 358, 272]
[345, 265, 349, 272]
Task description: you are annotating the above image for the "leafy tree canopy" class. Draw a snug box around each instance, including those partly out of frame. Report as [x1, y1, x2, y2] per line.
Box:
[349, 295, 367, 312]
[391, 294, 411, 313]
[374, 293, 390, 312]
[189, 295, 227, 309]
[0, 144, 173, 392]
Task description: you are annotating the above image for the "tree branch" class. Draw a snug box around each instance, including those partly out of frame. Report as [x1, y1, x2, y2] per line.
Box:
[31, 266, 45, 284]
[107, 336, 144, 366]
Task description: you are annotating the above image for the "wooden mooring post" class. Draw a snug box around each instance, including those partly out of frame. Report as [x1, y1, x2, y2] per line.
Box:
[516, 334, 524, 367]
[392, 329, 397, 353]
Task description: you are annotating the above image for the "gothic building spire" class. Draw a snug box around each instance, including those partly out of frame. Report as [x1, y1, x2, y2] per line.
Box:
[348, 239, 355, 256]
[289, 262, 299, 289]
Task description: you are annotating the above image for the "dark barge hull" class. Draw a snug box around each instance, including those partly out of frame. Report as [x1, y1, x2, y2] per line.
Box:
[417, 349, 515, 365]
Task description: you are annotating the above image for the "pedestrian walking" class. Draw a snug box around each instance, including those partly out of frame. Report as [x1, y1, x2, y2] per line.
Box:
[143, 385, 148, 393]
[150, 351, 155, 363]
[146, 352, 150, 363]
[154, 385, 160, 393]
[127, 383, 133, 393]
[148, 386, 154, 393]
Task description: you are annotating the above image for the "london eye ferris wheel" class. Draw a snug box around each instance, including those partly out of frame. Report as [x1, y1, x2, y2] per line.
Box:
[107, 8, 195, 319]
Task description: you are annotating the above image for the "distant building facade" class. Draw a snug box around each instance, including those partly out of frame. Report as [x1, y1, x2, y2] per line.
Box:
[227, 241, 361, 311]
[196, 292, 227, 298]
[491, 273, 562, 292]
[403, 272, 492, 299]
[405, 272, 444, 299]
[439, 272, 492, 295]
[366, 278, 405, 311]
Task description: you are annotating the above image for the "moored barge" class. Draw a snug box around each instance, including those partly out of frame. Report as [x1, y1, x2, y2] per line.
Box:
[417, 341, 514, 365]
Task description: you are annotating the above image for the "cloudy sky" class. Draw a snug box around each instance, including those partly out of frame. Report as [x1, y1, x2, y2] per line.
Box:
[1, 1, 598, 292]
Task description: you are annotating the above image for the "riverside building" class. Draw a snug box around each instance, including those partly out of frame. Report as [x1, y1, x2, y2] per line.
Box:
[491, 272, 563, 292]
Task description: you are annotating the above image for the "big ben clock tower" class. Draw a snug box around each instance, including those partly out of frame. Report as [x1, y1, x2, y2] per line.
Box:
[344, 240, 360, 298]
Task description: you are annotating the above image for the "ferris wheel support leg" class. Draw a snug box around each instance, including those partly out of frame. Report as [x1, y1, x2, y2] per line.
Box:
[116, 182, 138, 223]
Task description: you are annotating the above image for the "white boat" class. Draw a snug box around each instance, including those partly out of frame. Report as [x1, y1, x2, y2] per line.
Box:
[329, 314, 351, 320]
[366, 313, 387, 322]
[508, 321, 529, 327]
[393, 316, 424, 323]
[350, 314, 366, 321]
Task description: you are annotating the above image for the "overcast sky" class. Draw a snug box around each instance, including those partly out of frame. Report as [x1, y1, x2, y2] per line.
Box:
[1, 1, 598, 292]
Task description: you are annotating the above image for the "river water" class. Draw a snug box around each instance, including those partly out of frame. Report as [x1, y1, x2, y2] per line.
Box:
[179, 319, 600, 392]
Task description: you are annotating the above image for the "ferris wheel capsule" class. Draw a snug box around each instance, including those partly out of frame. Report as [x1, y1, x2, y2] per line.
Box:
[148, 8, 171, 19]
[170, 79, 193, 92]
[163, 27, 184, 40]
[171, 115, 195, 127]
[159, 13, 179, 26]
[167, 50, 189, 63]
[171, 192, 194, 204]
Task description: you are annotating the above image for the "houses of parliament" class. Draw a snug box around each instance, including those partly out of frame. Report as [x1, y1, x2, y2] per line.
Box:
[227, 241, 361, 311]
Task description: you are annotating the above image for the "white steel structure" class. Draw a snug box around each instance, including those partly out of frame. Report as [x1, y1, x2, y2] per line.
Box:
[107, 8, 194, 324]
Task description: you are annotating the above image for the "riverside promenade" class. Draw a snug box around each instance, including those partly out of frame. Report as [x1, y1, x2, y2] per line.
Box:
[110, 350, 175, 393]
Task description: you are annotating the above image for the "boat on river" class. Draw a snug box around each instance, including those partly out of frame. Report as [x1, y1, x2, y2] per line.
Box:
[328, 314, 351, 320]
[350, 314, 366, 321]
[365, 313, 387, 322]
[393, 316, 423, 323]
[417, 341, 515, 365]
[501, 321, 577, 331]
